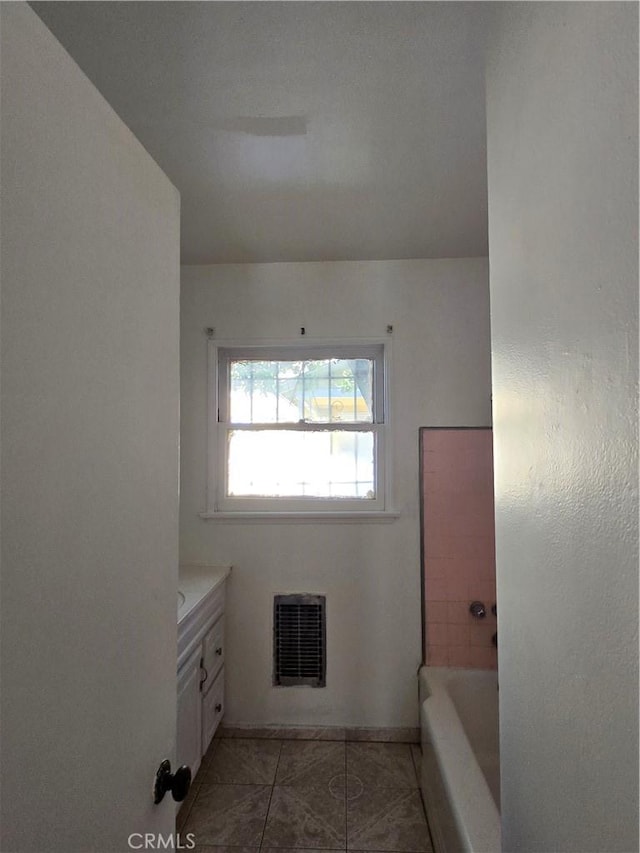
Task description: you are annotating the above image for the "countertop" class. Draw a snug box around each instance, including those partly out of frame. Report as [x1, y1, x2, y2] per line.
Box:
[178, 564, 231, 626]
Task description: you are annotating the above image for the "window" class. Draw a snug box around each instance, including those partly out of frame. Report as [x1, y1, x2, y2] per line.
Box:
[209, 342, 389, 514]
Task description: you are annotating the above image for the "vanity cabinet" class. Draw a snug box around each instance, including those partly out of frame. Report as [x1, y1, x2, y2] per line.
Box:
[201, 617, 225, 747]
[176, 566, 230, 784]
[176, 646, 203, 781]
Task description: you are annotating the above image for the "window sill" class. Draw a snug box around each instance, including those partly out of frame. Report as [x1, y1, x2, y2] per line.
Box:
[199, 510, 401, 524]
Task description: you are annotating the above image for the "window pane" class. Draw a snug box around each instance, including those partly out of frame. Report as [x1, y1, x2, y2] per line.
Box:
[227, 429, 375, 498]
[229, 360, 295, 423]
[324, 358, 373, 423]
[228, 358, 374, 424]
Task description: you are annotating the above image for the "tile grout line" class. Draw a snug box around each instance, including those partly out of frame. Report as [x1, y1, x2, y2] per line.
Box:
[176, 737, 220, 835]
[344, 740, 348, 852]
[411, 743, 436, 853]
[196, 738, 430, 853]
[258, 739, 283, 851]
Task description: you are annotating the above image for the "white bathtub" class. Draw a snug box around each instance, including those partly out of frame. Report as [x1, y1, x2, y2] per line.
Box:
[418, 667, 501, 853]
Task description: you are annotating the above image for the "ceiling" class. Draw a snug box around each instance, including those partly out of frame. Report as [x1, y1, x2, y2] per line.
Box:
[31, 1, 491, 265]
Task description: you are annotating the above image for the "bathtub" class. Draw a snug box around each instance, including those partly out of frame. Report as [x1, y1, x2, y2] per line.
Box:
[418, 667, 501, 853]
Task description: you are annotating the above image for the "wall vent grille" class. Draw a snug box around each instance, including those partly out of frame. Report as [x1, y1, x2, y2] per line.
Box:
[273, 594, 326, 687]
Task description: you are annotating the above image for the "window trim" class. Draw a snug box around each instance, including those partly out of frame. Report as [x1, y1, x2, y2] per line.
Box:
[206, 338, 393, 516]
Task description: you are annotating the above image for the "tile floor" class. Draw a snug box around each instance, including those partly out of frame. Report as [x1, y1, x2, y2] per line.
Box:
[177, 738, 434, 853]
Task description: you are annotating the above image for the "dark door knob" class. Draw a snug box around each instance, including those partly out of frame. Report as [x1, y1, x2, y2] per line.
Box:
[153, 759, 192, 804]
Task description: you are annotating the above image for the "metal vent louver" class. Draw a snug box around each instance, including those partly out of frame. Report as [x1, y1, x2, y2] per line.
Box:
[273, 594, 326, 687]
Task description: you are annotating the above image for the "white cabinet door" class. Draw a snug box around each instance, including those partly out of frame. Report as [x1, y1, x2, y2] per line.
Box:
[202, 668, 225, 755]
[177, 646, 204, 784]
[202, 616, 225, 685]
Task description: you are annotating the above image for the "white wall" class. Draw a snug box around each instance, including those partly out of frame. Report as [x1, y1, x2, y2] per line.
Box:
[486, 3, 638, 850]
[1, 6, 180, 850]
[181, 258, 490, 728]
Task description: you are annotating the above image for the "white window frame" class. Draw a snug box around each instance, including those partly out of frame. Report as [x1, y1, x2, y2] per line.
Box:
[205, 339, 392, 517]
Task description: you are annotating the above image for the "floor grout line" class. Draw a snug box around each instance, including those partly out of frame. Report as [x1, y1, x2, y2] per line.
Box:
[344, 737, 348, 850]
[187, 737, 433, 853]
[176, 739, 218, 834]
[257, 739, 283, 850]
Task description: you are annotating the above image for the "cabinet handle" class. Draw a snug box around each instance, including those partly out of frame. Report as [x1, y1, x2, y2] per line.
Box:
[215, 647, 223, 656]
[215, 703, 222, 713]
[199, 663, 208, 690]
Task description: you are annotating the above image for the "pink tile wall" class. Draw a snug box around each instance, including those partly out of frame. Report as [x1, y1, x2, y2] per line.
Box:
[421, 428, 497, 669]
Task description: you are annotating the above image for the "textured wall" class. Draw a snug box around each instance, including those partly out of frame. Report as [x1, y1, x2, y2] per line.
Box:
[486, 3, 638, 850]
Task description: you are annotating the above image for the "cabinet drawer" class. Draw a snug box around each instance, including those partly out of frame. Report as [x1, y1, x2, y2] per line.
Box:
[202, 616, 225, 684]
[201, 667, 224, 755]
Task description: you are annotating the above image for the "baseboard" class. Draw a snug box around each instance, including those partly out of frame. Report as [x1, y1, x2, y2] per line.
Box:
[218, 723, 420, 743]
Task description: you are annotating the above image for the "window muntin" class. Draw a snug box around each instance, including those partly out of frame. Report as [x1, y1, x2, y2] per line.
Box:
[228, 358, 374, 424]
[213, 343, 387, 512]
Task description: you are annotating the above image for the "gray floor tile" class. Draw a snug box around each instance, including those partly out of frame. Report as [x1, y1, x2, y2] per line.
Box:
[176, 785, 197, 834]
[201, 735, 222, 770]
[346, 728, 420, 744]
[262, 785, 347, 849]
[181, 738, 433, 853]
[346, 744, 418, 790]
[222, 726, 346, 741]
[262, 849, 345, 853]
[192, 847, 259, 853]
[205, 737, 282, 784]
[275, 741, 346, 787]
[410, 745, 422, 782]
[347, 786, 432, 852]
[177, 751, 216, 833]
[183, 783, 271, 846]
